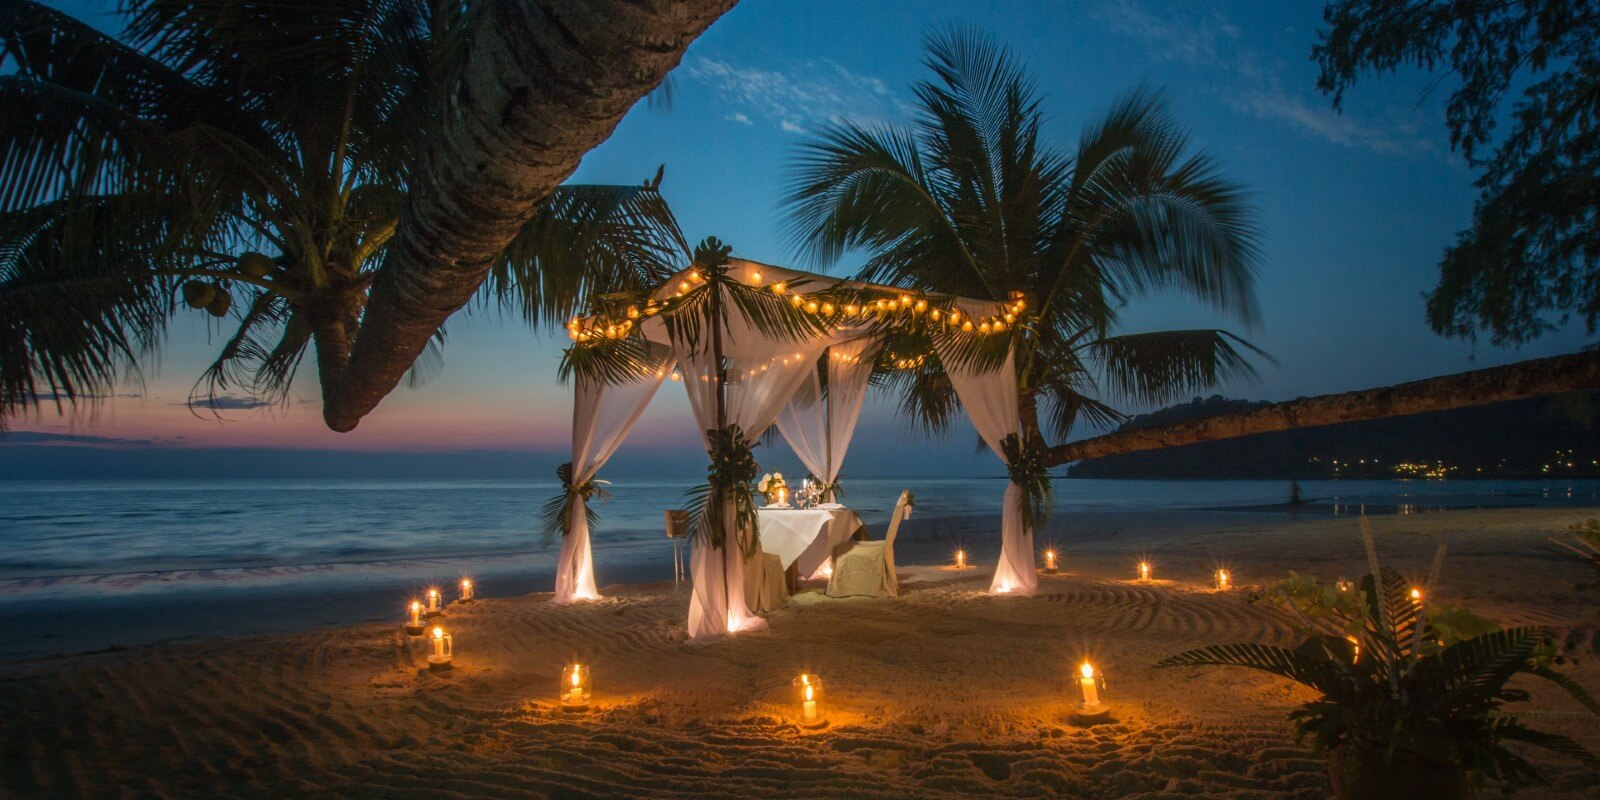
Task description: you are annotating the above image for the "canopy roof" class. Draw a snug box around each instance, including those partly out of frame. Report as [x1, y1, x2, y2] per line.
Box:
[564, 258, 1024, 353]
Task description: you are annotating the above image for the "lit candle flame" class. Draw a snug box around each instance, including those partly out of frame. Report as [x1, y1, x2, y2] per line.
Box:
[1410, 587, 1423, 603]
[571, 666, 582, 687]
[1080, 661, 1094, 680]
[432, 626, 443, 639]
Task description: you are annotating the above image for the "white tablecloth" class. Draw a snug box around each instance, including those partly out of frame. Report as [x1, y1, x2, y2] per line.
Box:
[757, 506, 862, 577]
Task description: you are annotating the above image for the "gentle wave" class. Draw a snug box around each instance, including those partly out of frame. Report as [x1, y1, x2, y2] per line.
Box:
[1, 477, 1597, 584]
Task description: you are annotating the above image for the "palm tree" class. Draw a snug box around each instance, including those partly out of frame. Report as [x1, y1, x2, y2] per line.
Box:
[0, 0, 692, 425]
[783, 27, 1264, 512]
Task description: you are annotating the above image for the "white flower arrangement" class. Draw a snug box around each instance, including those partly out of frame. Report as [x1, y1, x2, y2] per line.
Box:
[757, 473, 772, 493]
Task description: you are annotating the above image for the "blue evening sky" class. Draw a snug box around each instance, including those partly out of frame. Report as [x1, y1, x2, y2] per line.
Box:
[6, 0, 1588, 479]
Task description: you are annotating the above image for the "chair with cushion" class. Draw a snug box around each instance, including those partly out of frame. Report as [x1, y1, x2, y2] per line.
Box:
[826, 490, 911, 599]
[743, 546, 789, 613]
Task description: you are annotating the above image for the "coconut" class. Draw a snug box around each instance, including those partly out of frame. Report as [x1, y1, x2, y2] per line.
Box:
[206, 286, 232, 318]
[182, 280, 216, 309]
[237, 252, 275, 278]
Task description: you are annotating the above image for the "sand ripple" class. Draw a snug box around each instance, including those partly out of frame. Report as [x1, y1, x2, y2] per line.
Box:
[2, 543, 1597, 798]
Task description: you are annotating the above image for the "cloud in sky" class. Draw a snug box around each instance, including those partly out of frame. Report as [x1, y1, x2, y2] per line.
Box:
[1093, 0, 1436, 157]
[685, 55, 913, 134]
[2, 430, 190, 448]
[181, 394, 277, 411]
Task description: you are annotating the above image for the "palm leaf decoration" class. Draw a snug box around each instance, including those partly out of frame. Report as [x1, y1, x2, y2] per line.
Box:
[1158, 533, 1599, 791]
[0, 1, 686, 427]
[782, 26, 1265, 528]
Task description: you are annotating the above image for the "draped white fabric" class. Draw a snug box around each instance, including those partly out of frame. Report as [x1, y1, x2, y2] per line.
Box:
[554, 351, 674, 604]
[938, 347, 1036, 596]
[776, 337, 879, 502]
[677, 313, 833, 640]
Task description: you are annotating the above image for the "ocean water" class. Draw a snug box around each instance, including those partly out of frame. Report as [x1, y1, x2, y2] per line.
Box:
[0, 477, 1597, 659]
[2, 477, 1597, 582]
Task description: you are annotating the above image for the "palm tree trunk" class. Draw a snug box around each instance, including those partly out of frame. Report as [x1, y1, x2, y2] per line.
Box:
[1045, 349, 1600, 466]
[320, 0, 735, 432]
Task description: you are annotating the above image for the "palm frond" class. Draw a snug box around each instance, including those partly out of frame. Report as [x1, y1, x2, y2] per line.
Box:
[1082, 329, 1269, 407]
[488, 182, 688, 328]
[1157, 642, 1350, 696]
[1491, 717, 1600, 767]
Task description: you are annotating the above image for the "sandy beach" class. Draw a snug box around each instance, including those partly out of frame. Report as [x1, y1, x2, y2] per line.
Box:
[2, 506, 1597, 799]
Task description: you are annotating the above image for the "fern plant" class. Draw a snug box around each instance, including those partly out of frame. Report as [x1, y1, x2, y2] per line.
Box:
[1159, 566, 1598, 798]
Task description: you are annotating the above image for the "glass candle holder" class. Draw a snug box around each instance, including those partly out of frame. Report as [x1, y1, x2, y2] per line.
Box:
[954, 549, 967, 569]
[425, 587, 442, 617]
[1137, 561, 1151, 582]
[793, 673, 827, 729]
[1074, 661, 1109, 720]
[427, 626, 453, 668]
[405, 601, 425, 636]
[1215, 569, 1230, 591]
[1042, 549, 1058, 574]
[561, 664, 591, 711]
[459, 578, 474, 602]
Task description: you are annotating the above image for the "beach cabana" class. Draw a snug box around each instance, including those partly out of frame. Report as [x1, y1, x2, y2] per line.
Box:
[553, 242, 1038, 640]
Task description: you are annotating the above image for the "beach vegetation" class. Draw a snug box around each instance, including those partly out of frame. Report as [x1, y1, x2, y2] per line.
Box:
[0, 0, 719, 430]
[1316, 0, 1600, 347]
[1161, 562, 1600, 798]
[783, 26, 1265, 525]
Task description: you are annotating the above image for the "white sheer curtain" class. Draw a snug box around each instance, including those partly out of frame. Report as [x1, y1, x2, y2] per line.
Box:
[938, 346, 1037, 596]
[776, 337, 879, 501]
[679, 313, 833, 640]
[554, 349, 674, 604]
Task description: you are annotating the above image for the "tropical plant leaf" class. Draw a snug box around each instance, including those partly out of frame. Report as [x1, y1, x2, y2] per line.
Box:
[1157, 642, 1349, 696]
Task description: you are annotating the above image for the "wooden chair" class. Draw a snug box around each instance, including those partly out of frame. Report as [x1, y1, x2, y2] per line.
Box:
[826, 490, 911, 598]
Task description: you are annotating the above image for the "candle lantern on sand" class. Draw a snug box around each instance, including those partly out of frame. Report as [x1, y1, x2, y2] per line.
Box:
[425, 587, 442, 618]
[793, 673, 828, 729]
[1410, 586, 1424, 606]
[405, 601, 425, 636]
[1042, 549, 1058, 574]
[561, 664, 591, 711]
[427, 626, 453, 669]
[1137, 561, 1151, 582]
[954, 548, 968, 569]
[1074, 661, 1110, 721]
[459, 578, 475, 603]
[1215, 569, 1231, 591]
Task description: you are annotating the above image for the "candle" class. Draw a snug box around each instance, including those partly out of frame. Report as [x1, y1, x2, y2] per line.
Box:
[459, 578, 474, 602]
[431, 627, 447, 659]
[409, 601, 422, 627]
[426, 587, 441, 616]
[955, 549, 967, 569]
[1044, 549, 1058, 572]
[1410, 587, 1423, 605]
[1215, 569, 1230, 590]
[776, 486, 788, 506]
[1138, 561, 1151, 581]
[1078, 662, 1099, 706]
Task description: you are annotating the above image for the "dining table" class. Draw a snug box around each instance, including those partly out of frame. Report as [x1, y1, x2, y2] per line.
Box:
[756, 504, 865, 583]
